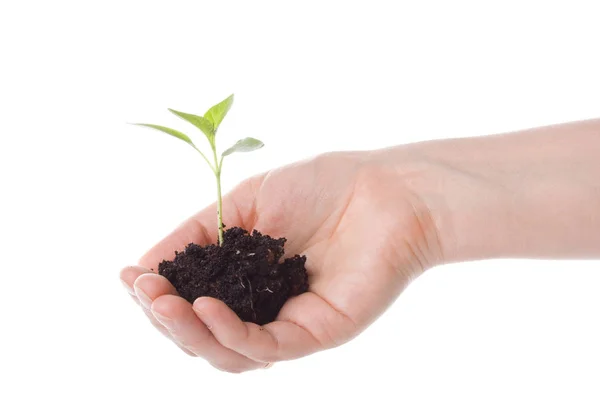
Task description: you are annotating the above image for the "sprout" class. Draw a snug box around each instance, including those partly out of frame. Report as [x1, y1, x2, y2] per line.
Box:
[132, 94, 263, 246]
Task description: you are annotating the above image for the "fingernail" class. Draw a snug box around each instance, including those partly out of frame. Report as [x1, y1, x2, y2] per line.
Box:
[152, 309, 173, 328]
[120, 279, 135, 296]
[193, 300, 212, 329]
[134, 286, 152, 309]
[192, 299, 204, 314]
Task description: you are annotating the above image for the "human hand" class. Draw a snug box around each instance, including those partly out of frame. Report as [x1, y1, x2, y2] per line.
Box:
[121, 118, 600, 372]
[120, 150, 445, 372]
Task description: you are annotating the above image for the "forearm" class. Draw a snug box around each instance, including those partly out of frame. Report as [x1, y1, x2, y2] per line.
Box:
[388, 119, 600, 263]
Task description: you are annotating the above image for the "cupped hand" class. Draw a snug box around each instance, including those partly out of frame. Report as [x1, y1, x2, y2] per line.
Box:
[120, 151, 443, 372]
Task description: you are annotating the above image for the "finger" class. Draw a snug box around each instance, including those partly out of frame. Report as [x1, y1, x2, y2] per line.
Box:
[132, 273, 178, 309]
[121, 267, 178, 338]
[152, 295, 267, 373]
[138, 177, 262, 269]
[120, 265, 153, 289]
[140, 301, 171, 337]
[120, 266, 150, 307]
[120, 266, 196, 356]
[131, 273, 200, 356]
[139, 299, 196, 356]
[193, 295, 332, 363]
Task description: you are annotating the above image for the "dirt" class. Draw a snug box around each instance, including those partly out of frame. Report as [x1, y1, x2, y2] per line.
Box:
[158, 227, 309, 325]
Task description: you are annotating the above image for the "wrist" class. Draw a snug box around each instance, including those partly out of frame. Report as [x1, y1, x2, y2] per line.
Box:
[403, 137, 521, 264]
[386, 120, 600, 264]
[369, 142, 511, 264]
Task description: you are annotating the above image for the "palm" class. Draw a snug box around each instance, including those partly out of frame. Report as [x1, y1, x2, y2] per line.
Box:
[248, 153, 432, 337]
[121, 152, 438, 371]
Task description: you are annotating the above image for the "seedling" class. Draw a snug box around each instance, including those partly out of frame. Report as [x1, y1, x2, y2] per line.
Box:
[132, 94, 263, 246]
[129, 94, 308, 325]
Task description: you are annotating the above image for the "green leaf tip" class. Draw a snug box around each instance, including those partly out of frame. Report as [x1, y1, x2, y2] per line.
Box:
[204, 94, 234, 131]
[167, 108, 215, 142]
[131, 123, 194, 145]
[222, 137, 264, 157]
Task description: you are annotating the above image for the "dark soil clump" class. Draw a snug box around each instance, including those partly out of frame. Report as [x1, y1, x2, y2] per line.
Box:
[158, 227, 308, 325]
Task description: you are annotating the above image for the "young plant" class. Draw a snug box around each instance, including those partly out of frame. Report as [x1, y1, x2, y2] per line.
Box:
[132, 94, 263, 246]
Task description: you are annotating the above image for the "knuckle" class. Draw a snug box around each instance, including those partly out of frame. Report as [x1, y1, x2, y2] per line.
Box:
[218, 329, 248, 350]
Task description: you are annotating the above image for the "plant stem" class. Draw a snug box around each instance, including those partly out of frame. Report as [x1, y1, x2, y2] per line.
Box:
[212, 143, 224, 246]
[215, 169, 224, 246]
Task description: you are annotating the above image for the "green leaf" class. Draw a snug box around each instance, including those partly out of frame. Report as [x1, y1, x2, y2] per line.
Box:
[131, 123, 194, 146]
[222, 137, 264, 157]
[204, 94, 234, 131]
[168, 108, 215, 142]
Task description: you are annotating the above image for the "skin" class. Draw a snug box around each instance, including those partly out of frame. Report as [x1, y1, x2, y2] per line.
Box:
[120, 118, 600, 373]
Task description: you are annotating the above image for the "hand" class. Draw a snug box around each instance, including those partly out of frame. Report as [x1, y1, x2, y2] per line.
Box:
[120, 150, 444, 372]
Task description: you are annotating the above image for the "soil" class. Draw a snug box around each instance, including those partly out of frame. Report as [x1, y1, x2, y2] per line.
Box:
[158, 227, 309, 325]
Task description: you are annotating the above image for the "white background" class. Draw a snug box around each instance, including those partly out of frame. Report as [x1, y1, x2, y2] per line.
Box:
[1, 1, 599, 399]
